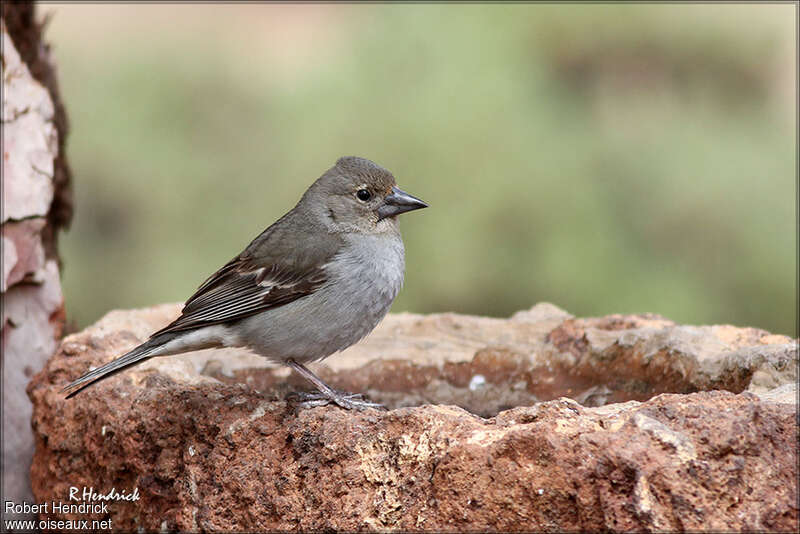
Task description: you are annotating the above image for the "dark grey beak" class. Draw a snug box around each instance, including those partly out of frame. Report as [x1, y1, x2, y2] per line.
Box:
[377, 186, 428, 221]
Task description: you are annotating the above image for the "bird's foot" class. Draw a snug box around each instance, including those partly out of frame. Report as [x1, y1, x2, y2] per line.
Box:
[292, 390, 385, 411]
[285, 359, 385, 410]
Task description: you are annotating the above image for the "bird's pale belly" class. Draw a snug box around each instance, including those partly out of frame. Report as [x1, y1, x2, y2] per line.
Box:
[236, 234, 404, 363]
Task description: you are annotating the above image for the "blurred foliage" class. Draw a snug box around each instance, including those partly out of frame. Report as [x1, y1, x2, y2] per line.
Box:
[41, 4, 796, 336]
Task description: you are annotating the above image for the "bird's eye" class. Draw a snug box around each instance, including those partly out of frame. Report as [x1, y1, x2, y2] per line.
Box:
[356, 189, 371, 201]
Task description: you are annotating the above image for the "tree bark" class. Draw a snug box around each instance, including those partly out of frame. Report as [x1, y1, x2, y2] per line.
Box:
[1, 1, 72, 514]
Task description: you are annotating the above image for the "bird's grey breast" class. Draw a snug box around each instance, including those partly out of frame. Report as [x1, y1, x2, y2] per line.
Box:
[322, 232, 405, 332]
[236, 232, 405, 363]
[334, 232, 404, 293]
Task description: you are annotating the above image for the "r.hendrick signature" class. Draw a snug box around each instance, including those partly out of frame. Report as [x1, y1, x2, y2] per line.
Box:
[69, 486, 140, 502]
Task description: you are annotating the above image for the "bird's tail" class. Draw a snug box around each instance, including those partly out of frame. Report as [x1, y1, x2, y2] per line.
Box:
[62, 335, 173, 399]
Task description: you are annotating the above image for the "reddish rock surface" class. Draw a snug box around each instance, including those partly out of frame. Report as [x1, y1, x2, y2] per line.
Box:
[27, 304, 797, 532]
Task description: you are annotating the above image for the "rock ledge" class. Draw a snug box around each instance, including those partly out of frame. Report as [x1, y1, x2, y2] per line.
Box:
[28, 303, 798, 532]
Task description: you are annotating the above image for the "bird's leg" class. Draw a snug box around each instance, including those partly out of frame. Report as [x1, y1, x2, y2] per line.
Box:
[286, 359, 385, 410]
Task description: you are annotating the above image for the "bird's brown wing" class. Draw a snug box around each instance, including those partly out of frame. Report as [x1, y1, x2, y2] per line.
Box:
[151, 212, 341, 336]
[151, 257, 329, 336]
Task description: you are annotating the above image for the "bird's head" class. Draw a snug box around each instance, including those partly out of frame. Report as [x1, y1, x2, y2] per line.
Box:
[305, 156, 428, 234]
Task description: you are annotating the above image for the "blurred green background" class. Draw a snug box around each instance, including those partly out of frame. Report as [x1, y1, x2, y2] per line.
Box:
[40, 3, 797, 336]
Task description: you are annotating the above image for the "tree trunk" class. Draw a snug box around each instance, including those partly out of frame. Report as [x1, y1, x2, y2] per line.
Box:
[1, 1, 72, 515]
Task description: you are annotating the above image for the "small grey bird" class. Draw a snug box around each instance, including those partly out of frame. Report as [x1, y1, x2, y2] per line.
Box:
[63, 156, 427, 409]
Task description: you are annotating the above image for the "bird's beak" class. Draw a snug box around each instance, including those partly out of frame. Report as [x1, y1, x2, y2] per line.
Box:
[377, 186, 428, 221]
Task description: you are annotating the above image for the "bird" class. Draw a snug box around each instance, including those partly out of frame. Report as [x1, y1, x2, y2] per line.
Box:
[62, 156, 428, 409]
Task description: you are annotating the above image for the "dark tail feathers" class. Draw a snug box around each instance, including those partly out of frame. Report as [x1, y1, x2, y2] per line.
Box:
[62, 336, 170, 399]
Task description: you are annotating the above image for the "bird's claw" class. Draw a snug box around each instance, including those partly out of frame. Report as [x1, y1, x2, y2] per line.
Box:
[292, 390, 386, 411]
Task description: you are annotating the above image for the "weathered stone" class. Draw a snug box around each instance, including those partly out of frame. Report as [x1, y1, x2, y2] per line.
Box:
[28, 304, 797, 532]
